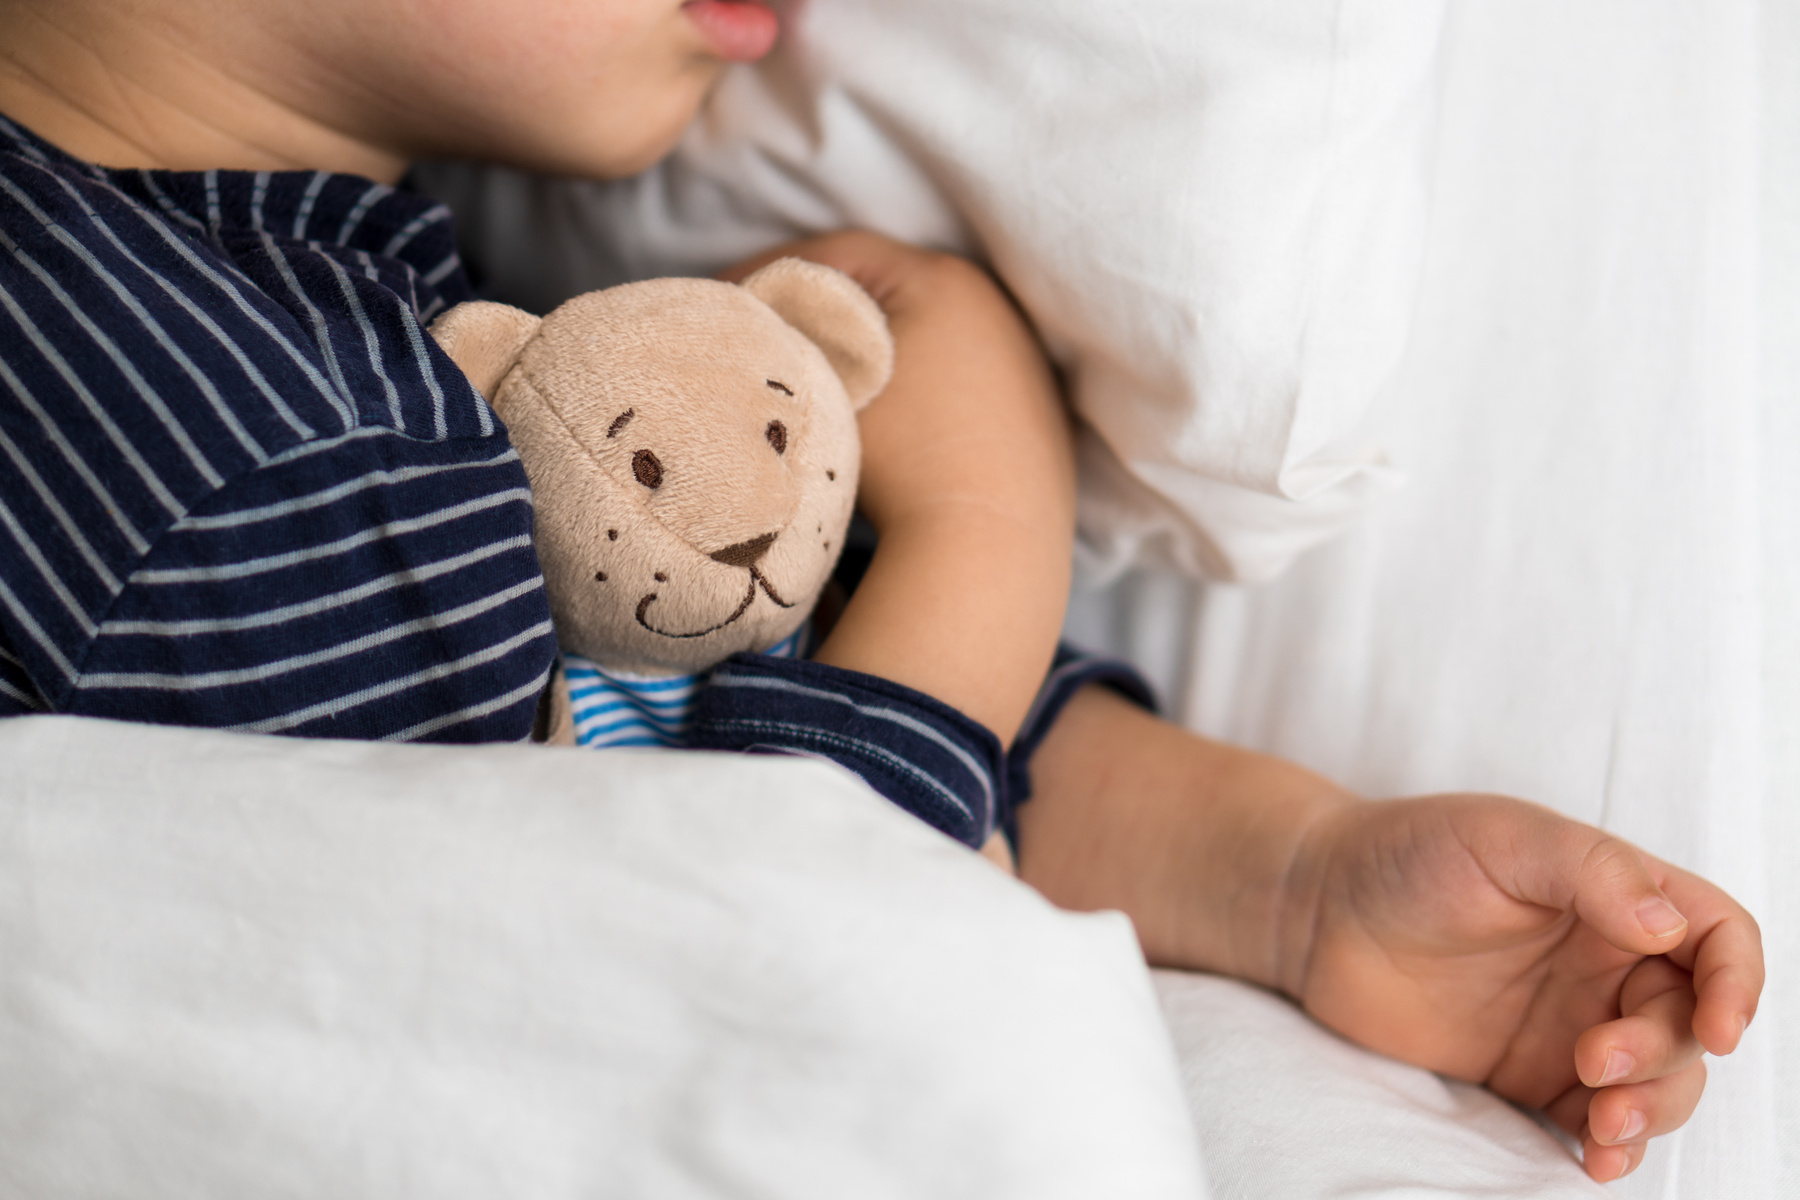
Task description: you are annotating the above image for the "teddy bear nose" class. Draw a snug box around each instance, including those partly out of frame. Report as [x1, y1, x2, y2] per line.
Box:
[709, 532, 777, 567]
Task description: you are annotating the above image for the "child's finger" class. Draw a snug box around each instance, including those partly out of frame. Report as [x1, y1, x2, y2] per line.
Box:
[1541, 1081, 1595, 1138]
[717, 231, 925, 312]
[1574, 958, 1701, 1089]
[715, 244, 799, 283]
[1581, 1131, 1649, 1183]
[1481, 803, 1689, 957]
[714, 232, 874, 289]
[1585, 1059, 1708, 1150]
[1659, 869, 1764, 1055]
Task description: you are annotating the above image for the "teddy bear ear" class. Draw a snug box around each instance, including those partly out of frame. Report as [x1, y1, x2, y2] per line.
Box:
[741, 258, 895, 411]
[427, 301, 543, 401]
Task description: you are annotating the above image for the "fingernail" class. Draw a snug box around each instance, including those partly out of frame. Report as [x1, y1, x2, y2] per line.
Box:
[1636, 896, 1687, 937]
[1615, 1107, 1647, 1142]
[1598, 1048, 1635, 1085]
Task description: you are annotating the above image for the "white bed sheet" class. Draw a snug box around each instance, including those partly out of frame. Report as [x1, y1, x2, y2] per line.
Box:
[1151, 971, 1607, 1200]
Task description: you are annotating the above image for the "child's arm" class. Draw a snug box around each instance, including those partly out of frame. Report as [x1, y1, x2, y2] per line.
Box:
[1018, 685, 1764, 1184]
[726, 231, 1076, 750]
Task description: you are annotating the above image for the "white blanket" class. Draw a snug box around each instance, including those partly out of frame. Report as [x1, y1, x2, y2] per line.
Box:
[0, 716, 1205, 1199]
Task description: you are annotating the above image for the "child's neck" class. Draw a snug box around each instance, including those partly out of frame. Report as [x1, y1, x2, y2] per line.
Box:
[0, 2, 406, 181]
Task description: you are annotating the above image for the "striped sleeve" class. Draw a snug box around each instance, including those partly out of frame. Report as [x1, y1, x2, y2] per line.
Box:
[689, 654, 1007, 850]
[687, 643, 1154, 850]
[1002, 643, 1159, 839]
[1, 118, 554, 742]
[65, 429, 557, 742]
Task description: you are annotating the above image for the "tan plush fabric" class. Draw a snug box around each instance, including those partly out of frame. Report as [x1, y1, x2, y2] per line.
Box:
[429, 260, 892, 676]
[740, 258, 893, 409]
[426, 301, 542, 400]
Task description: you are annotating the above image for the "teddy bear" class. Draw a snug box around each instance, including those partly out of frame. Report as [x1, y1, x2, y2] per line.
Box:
[428, 258, 894, 746]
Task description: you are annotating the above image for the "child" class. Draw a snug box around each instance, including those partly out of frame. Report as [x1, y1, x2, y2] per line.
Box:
[0, 0, 1762, 1184]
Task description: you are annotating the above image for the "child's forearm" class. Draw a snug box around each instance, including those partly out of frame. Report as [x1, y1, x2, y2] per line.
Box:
[813, 506, 1071, 748]
[1013, 683, 1355, 984]
[797, 238, 1076, 747]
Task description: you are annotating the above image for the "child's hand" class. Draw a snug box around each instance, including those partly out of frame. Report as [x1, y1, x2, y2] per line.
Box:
[722, 232, 1076, 746]
[1284, 794, 1761, 1183]
[1017, 686, 1765, 1184]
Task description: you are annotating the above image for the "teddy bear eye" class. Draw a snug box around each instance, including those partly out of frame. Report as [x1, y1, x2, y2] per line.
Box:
[766, 420, 787, 455]
[633, 449, 663, 489]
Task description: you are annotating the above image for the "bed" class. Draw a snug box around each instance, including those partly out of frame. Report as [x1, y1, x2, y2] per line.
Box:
[3, 2, 1791, 1196]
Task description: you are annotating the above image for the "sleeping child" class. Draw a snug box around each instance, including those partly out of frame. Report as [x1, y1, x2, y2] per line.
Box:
[0, 0, 1762, 1184]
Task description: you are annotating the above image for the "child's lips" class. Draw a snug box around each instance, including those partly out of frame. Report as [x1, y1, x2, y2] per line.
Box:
[681, 0, 780, 62]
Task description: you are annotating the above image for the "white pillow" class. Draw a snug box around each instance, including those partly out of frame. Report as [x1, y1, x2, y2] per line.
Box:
[424, 0, 1444, 581]
[0, 716, 1205, 1199]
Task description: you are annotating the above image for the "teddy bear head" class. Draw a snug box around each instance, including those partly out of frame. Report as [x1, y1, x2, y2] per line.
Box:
[429, 259, 892, 676]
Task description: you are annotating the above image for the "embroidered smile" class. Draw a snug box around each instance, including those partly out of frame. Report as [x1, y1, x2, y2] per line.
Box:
[635, 567, 794, 639]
